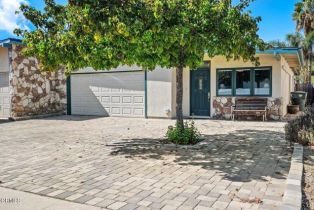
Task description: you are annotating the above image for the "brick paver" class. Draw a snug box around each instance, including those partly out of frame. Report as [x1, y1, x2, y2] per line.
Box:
[0, 116, 291, 209]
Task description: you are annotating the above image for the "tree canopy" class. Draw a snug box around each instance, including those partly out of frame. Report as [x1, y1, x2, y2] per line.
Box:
[293, 0, 314, 84]
[16, 0, 264, 74]
[16, 0, 264, 129]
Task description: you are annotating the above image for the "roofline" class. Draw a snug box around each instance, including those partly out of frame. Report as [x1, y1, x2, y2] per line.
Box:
[0, 38, 22, 48]
[0, 39, 305, 67]
[256, 47, 304, 67]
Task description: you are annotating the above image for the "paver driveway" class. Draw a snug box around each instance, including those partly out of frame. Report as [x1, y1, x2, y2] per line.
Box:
[0, 116, 291, 210]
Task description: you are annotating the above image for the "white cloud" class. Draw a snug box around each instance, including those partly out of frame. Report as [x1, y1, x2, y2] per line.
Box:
[0, 0, 29, 35]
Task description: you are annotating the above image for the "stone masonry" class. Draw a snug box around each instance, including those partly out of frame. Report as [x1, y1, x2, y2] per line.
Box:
[9, 45, 66, 118]
[213, 96, 283, 120]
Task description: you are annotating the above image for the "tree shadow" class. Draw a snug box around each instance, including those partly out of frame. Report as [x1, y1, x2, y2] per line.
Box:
[107, 129, 292, 183]
[41, 115, 105, 121]
[0, 119, 12, 124]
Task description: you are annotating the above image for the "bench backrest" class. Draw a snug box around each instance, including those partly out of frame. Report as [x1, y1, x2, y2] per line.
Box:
[235, 98, 267, 109]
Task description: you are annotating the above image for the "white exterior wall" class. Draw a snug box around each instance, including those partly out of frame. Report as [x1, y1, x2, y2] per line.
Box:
[177, 54, 285, 117]
[209, 55, 282, 117]
[280, 56, 295, 115]
[0, 47, 11, 118]
[0, 47, 9, 72]
[147, 67, 173, 118]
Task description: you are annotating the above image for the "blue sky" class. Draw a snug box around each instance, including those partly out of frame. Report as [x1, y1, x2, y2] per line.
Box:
[0, 0, 299, 42]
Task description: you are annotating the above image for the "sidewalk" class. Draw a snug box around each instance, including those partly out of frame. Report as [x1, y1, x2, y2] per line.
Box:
[0, 187, 103, 210]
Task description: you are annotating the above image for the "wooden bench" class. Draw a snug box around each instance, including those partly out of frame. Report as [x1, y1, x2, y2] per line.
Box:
[231, 98, 268, 121]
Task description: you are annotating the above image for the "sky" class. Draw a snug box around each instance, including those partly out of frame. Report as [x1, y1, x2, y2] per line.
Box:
[0, 0, 300, 42]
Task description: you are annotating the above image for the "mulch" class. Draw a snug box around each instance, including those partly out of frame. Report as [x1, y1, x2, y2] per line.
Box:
[302, 146, 314, 210]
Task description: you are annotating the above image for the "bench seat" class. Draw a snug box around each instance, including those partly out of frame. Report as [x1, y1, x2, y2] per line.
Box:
[231, 98, 268, 121]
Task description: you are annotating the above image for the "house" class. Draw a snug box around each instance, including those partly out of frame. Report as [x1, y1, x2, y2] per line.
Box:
[0, 37, 303, 120]
[68, 48, 303, 120]
[0, 38, 66, 119]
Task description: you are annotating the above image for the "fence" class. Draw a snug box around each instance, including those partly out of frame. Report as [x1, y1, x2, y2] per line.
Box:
[295, 83, 314, 105]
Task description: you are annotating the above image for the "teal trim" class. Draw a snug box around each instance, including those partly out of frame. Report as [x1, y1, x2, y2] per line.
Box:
[144, 71, 148, 118]
[256, 48, 300, 55]
[66, 76, 71, 115]
[216, 66, 272, 97]
[256, 47, 304, 67]
[0, 38, 22, 48]
[216, 69, 234, 97]
[190, 66, 211, 116]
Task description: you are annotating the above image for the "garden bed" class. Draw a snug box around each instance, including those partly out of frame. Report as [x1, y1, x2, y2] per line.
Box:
[302, 146, 314, 210]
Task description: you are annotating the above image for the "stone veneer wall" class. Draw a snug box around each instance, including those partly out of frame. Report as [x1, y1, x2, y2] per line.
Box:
[213, 97, 283, 120]
[10, 45, 66, 118]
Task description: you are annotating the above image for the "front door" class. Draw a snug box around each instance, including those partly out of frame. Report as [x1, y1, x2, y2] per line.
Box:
[190, 68, 210, 116]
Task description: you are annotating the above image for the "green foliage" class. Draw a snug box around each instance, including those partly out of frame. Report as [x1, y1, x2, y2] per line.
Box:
[15, 0, 265, 74]
[166, 120, 201, 145]
[16, 0, 264, 129]
[285, 105, 314, 145]
[286, 32, 304, 47]
[267, 40, 287, 48]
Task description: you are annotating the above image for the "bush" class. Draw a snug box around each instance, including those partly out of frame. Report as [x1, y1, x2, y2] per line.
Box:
[285, 105, 314, 145]
[166, 120, 201, 145]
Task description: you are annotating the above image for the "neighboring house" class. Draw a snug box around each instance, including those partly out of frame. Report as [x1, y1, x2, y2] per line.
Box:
[68, 48, 303, 120]
[0, 38, 66, 119]
[0, 37, 303, 120]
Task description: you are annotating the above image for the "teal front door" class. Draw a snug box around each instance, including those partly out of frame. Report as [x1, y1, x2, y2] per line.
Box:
[190, 68, 210, 116]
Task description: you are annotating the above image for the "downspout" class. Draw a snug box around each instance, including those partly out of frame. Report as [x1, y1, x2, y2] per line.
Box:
[144, 71, 148, 118]
[66, 76, 71, 115]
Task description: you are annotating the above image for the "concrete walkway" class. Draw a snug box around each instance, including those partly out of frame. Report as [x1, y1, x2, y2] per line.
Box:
[0, 187, 102, 210]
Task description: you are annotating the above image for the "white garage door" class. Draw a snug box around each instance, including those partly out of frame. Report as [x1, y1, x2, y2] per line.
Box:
[71, 71, 145, 117]
[0, 72, 10, 118]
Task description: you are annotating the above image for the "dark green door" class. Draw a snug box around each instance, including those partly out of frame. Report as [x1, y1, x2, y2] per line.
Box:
[191, 68, 210, 116]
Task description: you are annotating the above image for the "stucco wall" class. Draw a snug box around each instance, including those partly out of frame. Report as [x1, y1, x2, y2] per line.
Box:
[209, 54, 282, 115]
[177, 54, 286, 119]
[147, 67, 173, 118]
[10, 45, 67, 118]
[280, 56, 295, 115]
[0, 47, 9, 73]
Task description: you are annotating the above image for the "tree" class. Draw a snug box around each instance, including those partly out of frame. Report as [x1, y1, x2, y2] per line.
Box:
[293, 0, 314, 84]
[16, 0, 264, 131]
[267, 40, 288, 48]
[286, 32, 304, 47]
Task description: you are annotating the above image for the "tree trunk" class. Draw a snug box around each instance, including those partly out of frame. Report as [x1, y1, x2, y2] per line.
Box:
[309, 45, 312, 85]
[176, 65, 184, 130]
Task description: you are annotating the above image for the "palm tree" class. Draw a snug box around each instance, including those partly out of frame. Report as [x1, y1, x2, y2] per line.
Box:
[286, 32, 304, 47]
[267, 40, 287, 48]
[293, 0, 314, 84]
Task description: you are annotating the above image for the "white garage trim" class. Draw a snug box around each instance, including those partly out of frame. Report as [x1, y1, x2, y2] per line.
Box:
[69, 70, 146, 118]
[0, 72, 11, 118]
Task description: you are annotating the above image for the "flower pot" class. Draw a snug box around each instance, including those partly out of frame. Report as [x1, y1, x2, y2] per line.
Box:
[287, 105, 299, 114]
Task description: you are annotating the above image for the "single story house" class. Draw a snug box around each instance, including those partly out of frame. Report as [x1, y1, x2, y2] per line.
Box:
[0, 38, 66, 119]
[0, 37, 303, 120]
[68, 48, 303, 120]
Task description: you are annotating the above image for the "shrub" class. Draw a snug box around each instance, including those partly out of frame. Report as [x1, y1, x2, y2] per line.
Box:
[285, 105, 314, 145]
[166, 120, 201, 145]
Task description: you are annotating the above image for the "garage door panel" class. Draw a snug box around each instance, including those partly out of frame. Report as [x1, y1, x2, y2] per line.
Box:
[71, 72, 145, 117]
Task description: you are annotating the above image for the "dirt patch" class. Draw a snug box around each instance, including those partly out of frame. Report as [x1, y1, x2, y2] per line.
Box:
[302, 146, 314, 210]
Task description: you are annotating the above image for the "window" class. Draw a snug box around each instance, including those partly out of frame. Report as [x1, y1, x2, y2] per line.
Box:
[217, 70, 232, 95]
[236, 69, 251, 96]
[216, 67, 272, 97]
[254, 69, 271, 95]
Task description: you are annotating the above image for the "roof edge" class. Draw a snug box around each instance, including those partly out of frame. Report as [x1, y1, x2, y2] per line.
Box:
[0, 38, 22, 48]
